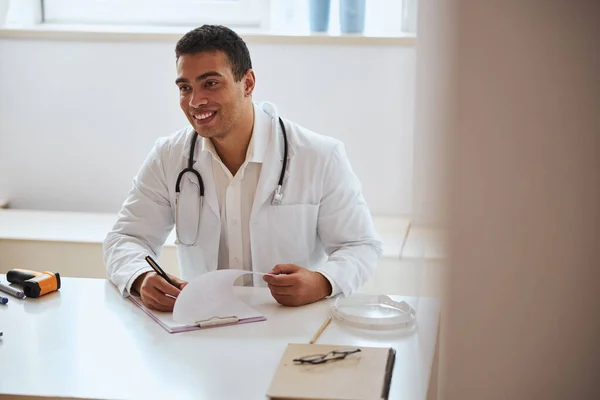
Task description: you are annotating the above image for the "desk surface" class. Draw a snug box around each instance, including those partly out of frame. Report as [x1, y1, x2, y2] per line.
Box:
[0, 276, 439, 400]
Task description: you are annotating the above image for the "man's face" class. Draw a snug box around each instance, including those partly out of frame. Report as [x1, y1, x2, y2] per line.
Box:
[176, 51, 248, 139]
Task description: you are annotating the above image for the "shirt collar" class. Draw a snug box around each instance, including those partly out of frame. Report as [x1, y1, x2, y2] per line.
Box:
[200, 103, 271, 164]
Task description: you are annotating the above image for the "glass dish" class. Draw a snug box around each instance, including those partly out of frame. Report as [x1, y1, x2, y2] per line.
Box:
[332, 294, 416, 330]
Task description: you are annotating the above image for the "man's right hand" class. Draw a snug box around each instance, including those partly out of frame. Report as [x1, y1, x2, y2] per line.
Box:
[132, 271, 188, 312]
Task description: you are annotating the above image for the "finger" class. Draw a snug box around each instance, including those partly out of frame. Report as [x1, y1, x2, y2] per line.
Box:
[147, 286, 177, 306]
[168, 274, 188, 288]
[263, 265, 302, 285]
[273, 264, 301, 274]
[151, 275, 182, 297]
[267, 264, 298, 275]
[271, 293, 300, 307]
[145, 296, 175, 312]
[145, 287, 177, 310]
[263, 272, 278, 283]
[142, 290, 171, 311]
[267, 265, 283, 275]
[264, 273, 297, 287]
[268, 284, 295, 296]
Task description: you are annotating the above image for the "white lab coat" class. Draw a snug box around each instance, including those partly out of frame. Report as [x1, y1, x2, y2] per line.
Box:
[103, 102, 382, 297]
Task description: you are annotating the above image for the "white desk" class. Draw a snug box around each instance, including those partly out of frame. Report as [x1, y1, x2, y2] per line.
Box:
[0, 276, 440, 400]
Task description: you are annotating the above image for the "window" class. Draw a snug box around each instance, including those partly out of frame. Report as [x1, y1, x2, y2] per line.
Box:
[38, 0, 416, 37]
[43, 0, 271, 29]
[271, 0, 411, 37]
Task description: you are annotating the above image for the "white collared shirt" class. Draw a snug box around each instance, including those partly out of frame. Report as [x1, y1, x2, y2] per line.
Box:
[198, 104, 339, 294]
[200, 105, 270, 285]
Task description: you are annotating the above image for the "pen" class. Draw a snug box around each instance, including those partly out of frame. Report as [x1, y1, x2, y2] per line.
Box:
[0, 282, 25, 299]
[144, 255, 177, 287]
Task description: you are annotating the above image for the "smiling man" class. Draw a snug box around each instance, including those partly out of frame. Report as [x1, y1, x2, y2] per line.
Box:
[103, 25, 382, 311]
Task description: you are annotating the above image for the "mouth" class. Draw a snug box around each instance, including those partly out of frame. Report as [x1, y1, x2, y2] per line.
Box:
[192, 110, 217, 126]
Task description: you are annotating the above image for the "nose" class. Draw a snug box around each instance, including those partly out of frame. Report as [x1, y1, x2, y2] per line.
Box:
[189, 91, 208, 108]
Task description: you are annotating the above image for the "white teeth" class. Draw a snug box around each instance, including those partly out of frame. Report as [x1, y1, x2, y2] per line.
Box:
[195, 112, 215, 120]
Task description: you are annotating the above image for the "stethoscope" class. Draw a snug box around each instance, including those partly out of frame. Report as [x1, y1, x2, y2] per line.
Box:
[174, 117, 289, 246]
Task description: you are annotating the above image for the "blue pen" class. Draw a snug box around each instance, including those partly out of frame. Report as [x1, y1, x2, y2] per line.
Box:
[0, 295, 8, 305]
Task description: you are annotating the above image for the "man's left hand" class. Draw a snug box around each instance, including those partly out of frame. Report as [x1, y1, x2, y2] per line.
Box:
[263, 264, 332, 307]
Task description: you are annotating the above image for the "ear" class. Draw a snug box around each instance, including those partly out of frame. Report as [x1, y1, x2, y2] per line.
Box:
[243, 69, 256, 97]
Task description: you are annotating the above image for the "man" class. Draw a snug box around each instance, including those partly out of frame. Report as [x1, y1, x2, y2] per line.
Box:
[103, 25, 382, 311]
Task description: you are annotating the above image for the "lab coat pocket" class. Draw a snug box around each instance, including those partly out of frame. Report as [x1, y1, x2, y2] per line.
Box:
[268, 204, 319, 267]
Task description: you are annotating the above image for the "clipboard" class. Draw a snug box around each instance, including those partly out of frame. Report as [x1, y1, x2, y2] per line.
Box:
[127, 295, 266, 334]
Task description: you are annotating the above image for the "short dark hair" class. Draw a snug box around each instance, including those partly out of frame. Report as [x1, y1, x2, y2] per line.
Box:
[175, 25, 252, 82]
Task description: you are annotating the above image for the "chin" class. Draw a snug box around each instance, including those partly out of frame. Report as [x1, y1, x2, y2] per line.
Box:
[192, 128, 211, 138]
[189, 117, 216, 135]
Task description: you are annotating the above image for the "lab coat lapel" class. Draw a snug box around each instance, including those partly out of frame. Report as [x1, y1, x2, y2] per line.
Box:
[251, 117, 295, 218]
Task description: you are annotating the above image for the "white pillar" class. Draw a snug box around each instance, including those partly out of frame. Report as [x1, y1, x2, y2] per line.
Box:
[411, 0, 455, 227]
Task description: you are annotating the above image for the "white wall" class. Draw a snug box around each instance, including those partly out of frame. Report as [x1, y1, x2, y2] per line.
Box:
[0, 37, 415, 216]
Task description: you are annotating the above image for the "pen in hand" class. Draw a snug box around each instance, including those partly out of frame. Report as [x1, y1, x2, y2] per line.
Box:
[145, 255, 177, 288]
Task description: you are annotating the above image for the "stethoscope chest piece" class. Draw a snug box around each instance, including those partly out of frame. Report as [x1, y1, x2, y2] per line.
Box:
[272, 185, 283, 205]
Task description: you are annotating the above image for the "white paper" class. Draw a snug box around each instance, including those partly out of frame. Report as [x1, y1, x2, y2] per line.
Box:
[172, 270, 273, 324]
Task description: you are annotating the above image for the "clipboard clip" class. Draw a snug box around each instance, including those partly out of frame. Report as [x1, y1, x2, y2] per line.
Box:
[195, 316, 239, 328]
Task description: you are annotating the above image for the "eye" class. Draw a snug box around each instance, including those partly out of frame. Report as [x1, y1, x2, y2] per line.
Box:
[205, 80, 219, 88]
[179, 85, 191, 93]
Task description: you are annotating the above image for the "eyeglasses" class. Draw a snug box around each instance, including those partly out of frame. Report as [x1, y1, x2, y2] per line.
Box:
[293, 348, 361, 365]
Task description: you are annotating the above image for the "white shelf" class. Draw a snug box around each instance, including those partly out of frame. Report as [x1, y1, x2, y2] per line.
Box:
[401, 225, 447, 260]
[0, 23, 416, 46]
[0, 209, 177, 246]
[0, 209, 408, 257]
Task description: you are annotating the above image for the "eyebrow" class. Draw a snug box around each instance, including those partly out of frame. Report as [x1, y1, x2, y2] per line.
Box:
[175, 71, 224, 85]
